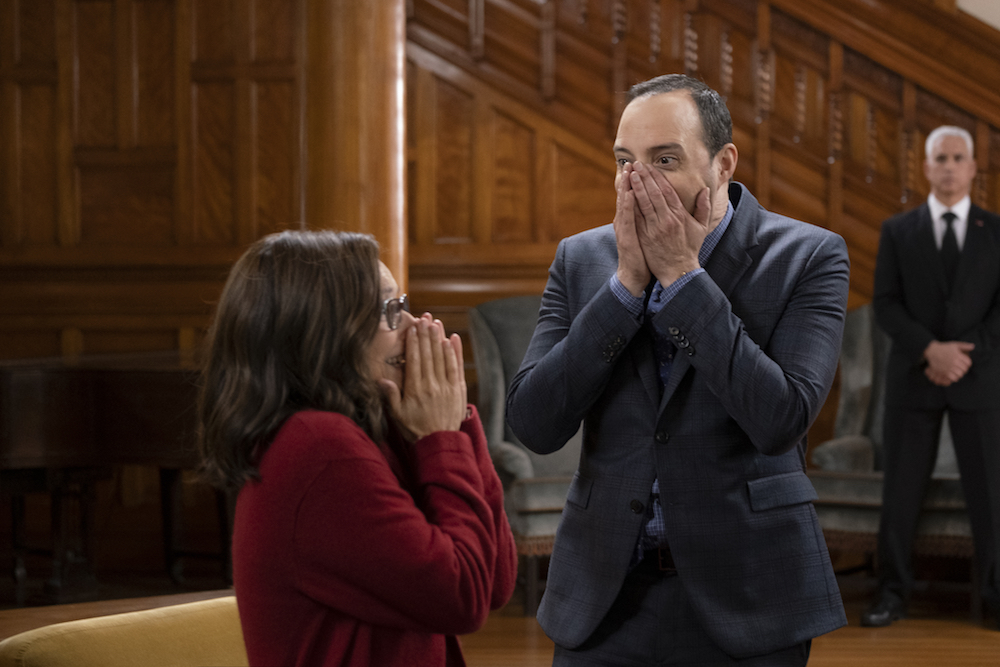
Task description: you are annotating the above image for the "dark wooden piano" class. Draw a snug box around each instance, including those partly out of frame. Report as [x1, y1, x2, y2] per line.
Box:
[0, 351, 230, 605]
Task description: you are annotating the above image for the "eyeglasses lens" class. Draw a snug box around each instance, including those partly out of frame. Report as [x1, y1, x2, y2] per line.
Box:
[384, 295, 410, 330]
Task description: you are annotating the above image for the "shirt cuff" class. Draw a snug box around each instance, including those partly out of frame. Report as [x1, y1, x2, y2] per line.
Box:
[609, 274, 645, 321]
[647, 269, 705, 316]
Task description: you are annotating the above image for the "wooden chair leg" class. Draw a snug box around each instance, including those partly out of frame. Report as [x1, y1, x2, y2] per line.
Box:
[971, 559, 983, 623]
[45, 487, 66, 597]
[11, 495, 27, 607]
[215, 489, 233, 584]
[161, 468, 234, 585]
[160, 468, 185, 584]
[524, 554, 540, 617]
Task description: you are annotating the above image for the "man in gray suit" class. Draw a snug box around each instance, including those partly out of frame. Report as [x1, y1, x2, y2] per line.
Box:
[506, 74, 848, 665]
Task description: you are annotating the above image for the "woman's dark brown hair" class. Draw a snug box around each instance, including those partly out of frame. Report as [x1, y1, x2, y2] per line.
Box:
[198, 230, 384, 491]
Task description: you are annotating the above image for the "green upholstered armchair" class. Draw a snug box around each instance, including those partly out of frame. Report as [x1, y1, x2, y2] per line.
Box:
[467, 295, 583, 616]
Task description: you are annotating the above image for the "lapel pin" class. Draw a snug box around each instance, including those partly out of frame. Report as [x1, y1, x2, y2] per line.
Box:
[976, 219, 984, 227]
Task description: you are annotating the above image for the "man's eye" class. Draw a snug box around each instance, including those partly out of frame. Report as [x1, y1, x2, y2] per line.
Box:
[616, 158, 630, 167]
[656, 156, 675, 166]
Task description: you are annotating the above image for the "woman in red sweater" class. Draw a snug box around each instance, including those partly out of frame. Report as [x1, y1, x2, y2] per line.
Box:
[198, 230, 517, 666]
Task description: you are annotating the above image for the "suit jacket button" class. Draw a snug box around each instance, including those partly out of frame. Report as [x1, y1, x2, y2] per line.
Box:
[655, 431, 669, 443]
[630, 499, 644, 514]
[668, 326, 680, 335]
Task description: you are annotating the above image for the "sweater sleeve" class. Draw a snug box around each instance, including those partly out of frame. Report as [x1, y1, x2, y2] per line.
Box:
[290, 414, 505, 636]
[461, 405, 518, 611]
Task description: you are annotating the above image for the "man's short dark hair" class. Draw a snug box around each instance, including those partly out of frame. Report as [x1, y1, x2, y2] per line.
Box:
[626, 74, 732, 158]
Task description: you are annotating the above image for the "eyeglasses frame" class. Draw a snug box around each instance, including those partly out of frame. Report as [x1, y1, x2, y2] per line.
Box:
[381, 294, 410, 331]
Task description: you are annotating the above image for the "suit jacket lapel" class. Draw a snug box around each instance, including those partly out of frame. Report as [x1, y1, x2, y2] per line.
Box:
[954, 205, 988, 290]
[915, 204, 949, 295]
[657, 183, 757, 412]
[629, 324, 662, 408]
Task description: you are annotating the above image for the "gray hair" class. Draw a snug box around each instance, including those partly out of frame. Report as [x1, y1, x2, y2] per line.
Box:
[925, 126, 974, 160]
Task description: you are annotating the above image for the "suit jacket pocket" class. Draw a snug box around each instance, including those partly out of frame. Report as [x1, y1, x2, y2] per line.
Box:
[747, 470, 818, 512]
[565, 471, 593, 510]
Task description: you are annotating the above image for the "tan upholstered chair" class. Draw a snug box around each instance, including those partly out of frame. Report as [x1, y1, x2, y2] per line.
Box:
[0, 596, 247, 667]
[468, 295, 583, 616]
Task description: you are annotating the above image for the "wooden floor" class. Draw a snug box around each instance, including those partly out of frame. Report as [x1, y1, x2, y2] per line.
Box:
[2, 563, 998, 665]
[461, 577, 1000, 667]
[461, 614, 1000, 666]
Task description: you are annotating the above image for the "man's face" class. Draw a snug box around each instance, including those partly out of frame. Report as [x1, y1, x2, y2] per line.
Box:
[613, 91, 724, 219]
[924, 134, 976, 204]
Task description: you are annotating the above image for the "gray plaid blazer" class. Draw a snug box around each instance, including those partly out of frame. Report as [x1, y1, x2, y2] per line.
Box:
[507, 182, 849, 658]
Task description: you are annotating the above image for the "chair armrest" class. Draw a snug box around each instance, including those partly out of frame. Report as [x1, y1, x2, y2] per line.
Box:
[0, 596, 246, 667]
[491, 440, 534, 483]
[810, 435, 875, 472]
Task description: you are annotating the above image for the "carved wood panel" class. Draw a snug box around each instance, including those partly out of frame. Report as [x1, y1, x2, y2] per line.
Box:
[409, 0, 1000, 316]
[406, 0, 1000, 450]
[0, 0, 304, 360]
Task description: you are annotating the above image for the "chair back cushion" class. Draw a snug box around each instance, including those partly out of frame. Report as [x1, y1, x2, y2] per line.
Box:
[468, 295, 582, 479]
[468, 295, 542, 450]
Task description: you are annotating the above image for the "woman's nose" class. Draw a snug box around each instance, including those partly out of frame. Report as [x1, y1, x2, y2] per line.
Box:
[397, 309, 418, 332]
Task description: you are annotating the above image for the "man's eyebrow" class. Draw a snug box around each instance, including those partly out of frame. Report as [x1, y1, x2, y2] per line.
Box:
[612, 143, 685, 154]
[648, 143, 684, 153]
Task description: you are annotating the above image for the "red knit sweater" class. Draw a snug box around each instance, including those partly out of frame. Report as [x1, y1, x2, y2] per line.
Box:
[232, 406, 517, 666]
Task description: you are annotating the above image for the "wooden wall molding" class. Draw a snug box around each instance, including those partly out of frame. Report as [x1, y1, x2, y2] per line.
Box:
[4, 0, 1000, 416]
[407, 0, 1000, 316]
[771, 0, 1000, 129]
[406, 0, 1000, 440]
[0, 0, 411, 360]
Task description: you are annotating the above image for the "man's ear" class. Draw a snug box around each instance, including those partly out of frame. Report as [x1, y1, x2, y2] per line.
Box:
[715, 143, 738, 183]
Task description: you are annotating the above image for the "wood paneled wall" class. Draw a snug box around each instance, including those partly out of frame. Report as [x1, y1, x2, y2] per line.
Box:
[0, 0, 409, 363]
[4, 0, 1000, 411]
[406, 0, 1000, 432]
[405, 0, 1000, 443]
[0, 0, 306, 360]
[407, 0, 1000, 320]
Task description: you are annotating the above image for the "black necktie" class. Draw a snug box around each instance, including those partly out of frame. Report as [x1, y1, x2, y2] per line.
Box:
[941, 211, 960, 289]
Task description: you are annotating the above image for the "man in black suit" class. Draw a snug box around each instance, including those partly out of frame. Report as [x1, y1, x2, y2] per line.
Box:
[864, 125, 1000, 628]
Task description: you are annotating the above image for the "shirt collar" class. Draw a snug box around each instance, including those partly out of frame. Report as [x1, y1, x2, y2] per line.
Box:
[928, 193, 971, 223]
[699, 201, 734, 267]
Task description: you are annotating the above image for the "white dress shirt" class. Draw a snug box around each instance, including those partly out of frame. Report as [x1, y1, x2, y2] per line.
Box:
[927, 193, 970, 251]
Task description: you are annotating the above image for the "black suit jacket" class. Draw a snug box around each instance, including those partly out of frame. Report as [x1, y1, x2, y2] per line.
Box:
[873, 202, 1000, 410]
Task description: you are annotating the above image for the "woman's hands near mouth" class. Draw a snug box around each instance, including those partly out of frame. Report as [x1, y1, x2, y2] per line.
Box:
[379, 314, 468, 441]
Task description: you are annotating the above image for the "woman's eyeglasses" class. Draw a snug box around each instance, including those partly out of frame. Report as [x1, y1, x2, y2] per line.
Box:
[381, 294, 410, 330]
